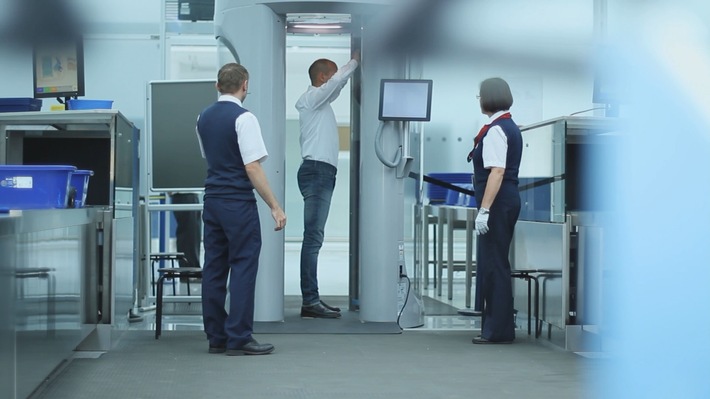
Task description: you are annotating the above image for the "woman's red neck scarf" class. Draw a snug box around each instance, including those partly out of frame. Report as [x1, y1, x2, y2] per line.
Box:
[467, 112, 511, 163]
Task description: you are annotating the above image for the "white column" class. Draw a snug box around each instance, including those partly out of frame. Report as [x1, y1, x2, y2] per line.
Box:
[215, 1, 286, 321]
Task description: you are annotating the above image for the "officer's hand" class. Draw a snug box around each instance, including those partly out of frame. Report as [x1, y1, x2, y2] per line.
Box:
[475, 208, 489, 235]
[272, 208, 286, 231]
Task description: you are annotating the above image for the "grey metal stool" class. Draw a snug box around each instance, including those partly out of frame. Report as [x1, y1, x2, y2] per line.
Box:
[149, 252, 186, 296]
[155, 266, 202, 339]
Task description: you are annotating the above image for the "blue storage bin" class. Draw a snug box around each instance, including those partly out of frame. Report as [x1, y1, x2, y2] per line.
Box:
[0, 97, 42, 113]
[426, 172, 473, 203]
[463, 193, 477, 207]
[458, 183, 476, 207]
[0, 165, 76, 209]
[445, 183, 476, 207]
[67, 99, 113, 110]
[445, 188, 461, 205]
[70, 169, 93, 208]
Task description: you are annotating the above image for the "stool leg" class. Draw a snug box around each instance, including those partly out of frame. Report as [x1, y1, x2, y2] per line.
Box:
[171, 260, 177, 296]
[447, 208, 454, 301]
[465, 211, 473, 309]
[423, 214, 430, 289]
[437, 207, 445, 296]
[527, 277, 532, 335]
[151, 261, 156, 296]
[156, 275, 164, 339]
[532, 276, 540, 338]
[433, 226, 437, 289]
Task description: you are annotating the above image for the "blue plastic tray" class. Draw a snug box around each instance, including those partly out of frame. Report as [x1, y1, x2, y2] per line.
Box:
[0, 97, 42, 112]
[0, 165, 76, 209]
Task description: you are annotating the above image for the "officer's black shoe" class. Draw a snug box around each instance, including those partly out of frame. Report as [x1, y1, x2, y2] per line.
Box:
[226, 339, 274, 356]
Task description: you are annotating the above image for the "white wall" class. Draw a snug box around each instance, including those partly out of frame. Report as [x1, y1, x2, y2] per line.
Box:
[417, 0, 598, 175]
[70, 0, 162, 24]
[422, 58, 594, 174]
[0, 0, 163, 129]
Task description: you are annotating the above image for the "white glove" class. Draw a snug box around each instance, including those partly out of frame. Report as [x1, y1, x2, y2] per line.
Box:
[475, 208, 490, 235]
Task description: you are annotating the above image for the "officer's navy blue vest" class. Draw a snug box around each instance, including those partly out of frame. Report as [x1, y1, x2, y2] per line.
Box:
[472, 117, 523, 191]
[197, 101, 256, 201]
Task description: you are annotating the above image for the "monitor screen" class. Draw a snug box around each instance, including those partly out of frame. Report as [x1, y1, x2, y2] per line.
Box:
[33, 38, 85, 99]
[378, 79, 433, 121]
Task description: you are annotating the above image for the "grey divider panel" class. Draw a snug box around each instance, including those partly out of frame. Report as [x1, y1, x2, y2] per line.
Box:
[148, 80, 217, 191]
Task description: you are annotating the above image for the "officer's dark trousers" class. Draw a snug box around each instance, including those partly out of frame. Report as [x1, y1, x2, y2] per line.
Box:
[474, 183, 520, 342]
[201, 198, 261, 349]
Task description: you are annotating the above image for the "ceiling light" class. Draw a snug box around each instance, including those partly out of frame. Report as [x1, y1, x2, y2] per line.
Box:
[292, 24, 342, 30]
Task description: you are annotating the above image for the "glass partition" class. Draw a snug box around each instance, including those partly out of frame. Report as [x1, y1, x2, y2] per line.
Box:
[519, 119, 566, 223]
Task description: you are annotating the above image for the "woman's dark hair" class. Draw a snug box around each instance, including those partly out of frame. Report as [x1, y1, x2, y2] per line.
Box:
[479, 77, 513, 113]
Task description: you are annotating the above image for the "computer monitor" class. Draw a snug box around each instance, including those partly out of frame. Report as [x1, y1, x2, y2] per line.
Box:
[32, 38, 85, 100]
[378, 79, 433, 122]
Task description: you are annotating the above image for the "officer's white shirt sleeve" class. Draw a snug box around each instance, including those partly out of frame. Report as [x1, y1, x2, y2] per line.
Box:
[235, 111, 268, 164]
[195, 96, 268, 164]
[482, 125, 507, 169]
[196, 115, 205, 158]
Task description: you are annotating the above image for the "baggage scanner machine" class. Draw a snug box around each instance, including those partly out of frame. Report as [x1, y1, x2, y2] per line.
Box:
[515, 116, 619, 350]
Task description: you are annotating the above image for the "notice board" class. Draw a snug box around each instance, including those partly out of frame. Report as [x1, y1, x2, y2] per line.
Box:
[148, 79, 216, 191]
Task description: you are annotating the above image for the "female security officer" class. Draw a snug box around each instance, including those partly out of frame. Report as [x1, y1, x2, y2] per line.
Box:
[468, 77, 522, 344]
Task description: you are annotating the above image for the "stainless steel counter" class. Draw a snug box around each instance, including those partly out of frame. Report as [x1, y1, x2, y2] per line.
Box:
[0, 208, 104, 399]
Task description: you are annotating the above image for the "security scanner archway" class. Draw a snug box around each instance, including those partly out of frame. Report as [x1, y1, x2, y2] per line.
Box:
[214, 0, 425, 324]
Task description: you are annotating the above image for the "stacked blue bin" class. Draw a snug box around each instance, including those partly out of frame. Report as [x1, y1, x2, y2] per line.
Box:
[445, 183, 476, 207]
[426, 173, 473, 203]
[0, 98, 42, 112]
[69, 170, 94, 208]
[0, 165, 76, 210]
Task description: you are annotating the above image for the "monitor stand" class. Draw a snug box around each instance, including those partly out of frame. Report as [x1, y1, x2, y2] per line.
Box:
[57, 96, 75, 111]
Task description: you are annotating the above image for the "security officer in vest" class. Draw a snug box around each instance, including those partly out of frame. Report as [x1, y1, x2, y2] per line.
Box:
[469, 77, 523, 344]
[196, 63, 286, 355]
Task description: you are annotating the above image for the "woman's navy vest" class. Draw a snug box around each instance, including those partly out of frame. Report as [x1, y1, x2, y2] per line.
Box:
[472, 117, 523, 196]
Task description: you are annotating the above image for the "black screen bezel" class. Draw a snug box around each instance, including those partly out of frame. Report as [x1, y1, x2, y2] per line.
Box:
[378, 79, 433, 122]
[32, 37, 86, 99]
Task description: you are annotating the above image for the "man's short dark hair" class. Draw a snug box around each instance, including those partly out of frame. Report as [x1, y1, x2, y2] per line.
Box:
[308, 59, 336, 85]
[217, 63, 249, 94]
[479, 77, 513, 114]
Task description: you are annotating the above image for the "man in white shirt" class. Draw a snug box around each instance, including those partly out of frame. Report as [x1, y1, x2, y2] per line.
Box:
[295, 50, 360, 318]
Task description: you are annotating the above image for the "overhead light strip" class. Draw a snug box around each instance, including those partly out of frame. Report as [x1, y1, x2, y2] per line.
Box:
[292, 24, 343, 30]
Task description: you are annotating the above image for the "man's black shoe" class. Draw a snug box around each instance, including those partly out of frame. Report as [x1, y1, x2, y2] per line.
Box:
[208, 345, 226, 354]
[320, 300, 341, 312]
[301, 303, 341, 318]
[226, 339, 274, 356]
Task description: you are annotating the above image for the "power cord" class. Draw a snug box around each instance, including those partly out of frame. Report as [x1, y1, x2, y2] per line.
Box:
[396, 266, 411, 330]
[374, 120, 402, 168]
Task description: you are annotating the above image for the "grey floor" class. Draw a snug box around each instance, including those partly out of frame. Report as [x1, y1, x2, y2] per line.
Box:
[30, 241, 604, 399]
